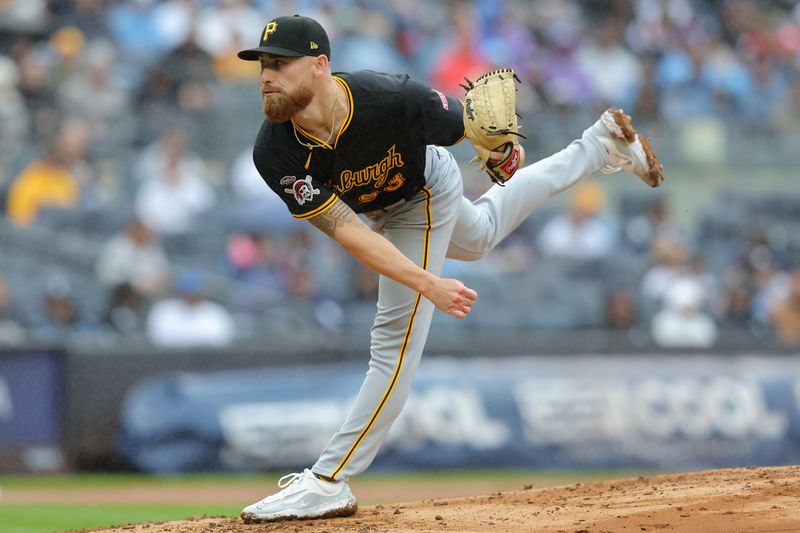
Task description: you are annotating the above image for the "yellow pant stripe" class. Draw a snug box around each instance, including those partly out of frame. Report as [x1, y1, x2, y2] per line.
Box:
[331, 187, 432, 479]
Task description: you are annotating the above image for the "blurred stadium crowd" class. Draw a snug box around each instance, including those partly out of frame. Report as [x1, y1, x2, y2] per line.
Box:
[1, 0, 800, 351]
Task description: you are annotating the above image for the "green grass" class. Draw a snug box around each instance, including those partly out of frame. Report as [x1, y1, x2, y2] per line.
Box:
[0, 503, 239, 533]
[0, 474, 263, 532]
[0, 469, 658, 533]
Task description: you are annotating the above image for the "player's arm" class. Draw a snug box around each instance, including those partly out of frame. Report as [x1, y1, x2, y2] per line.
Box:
[308, 198, 477, 319]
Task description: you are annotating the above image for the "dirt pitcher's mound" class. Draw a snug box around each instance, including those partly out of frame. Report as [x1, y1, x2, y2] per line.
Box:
[83, 466, 800, 533]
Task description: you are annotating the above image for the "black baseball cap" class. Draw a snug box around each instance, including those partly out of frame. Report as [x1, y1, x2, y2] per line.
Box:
[238, 15, 331, 61]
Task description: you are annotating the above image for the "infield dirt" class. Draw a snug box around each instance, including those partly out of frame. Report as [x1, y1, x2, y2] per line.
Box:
[48, 465, 800, 532]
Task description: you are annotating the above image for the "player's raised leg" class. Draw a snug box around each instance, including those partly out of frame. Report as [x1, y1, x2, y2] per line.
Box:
[447, 108, 663, 261]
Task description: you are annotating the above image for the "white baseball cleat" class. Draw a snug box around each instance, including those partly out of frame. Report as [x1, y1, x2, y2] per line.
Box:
[240, 469, 358, 523]
[590, 107, 664, 188]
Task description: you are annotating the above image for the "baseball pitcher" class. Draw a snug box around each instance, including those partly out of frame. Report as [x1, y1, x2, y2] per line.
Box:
[236, 14, 663, 523]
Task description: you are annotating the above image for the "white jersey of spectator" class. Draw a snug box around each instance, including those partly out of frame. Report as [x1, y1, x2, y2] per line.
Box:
[134, 131, 214, 235]
[651, 277, 718, 348]
[135, 168, 214, 235]
[147, 297, 235, 348]
[537, 182, 616, 260]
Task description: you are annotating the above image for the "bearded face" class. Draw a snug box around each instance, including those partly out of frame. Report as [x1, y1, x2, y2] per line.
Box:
[262, 77, 314, 123]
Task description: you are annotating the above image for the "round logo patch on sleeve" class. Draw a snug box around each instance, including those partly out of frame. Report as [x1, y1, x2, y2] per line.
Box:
[285, 175, 320, 205]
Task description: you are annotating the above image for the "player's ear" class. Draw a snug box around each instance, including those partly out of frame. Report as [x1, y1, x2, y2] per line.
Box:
[312, 54, 330, 77]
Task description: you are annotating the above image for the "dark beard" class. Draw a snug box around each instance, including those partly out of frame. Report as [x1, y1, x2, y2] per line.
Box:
[262, 81, 313, 123]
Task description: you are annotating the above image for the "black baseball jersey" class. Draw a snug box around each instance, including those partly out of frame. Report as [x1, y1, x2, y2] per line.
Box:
[252, 71, 465, 219]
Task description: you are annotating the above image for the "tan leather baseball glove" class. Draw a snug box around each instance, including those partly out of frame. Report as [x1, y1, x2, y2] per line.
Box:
[461, 68, 524, 186]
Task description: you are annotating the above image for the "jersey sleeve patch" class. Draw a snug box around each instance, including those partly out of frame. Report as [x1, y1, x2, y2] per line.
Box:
[284, 175, 320, 205]
[253, 144, 336, 219]
[403, 79, 465, 147]
[433, 89, 449, 110]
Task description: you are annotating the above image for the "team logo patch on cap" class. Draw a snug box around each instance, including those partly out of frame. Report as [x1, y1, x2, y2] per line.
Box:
[285, 175, 320, 205]
[262, 21, 278, 41]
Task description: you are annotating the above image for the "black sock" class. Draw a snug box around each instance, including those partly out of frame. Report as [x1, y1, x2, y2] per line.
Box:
[313, 472, 336, 482]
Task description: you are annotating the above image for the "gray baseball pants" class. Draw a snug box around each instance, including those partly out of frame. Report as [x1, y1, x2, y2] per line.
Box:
[312, 125, 609, 480]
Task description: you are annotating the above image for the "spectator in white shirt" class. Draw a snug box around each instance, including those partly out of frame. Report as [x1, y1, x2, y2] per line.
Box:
[537, 181, 616, 261]
[146, 271, 235, 348]
[134, 130, 214, 236]
[651, 277, 718, 348]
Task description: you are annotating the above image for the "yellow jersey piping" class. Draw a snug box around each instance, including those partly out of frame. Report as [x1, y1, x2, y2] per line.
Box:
[290, 77, 353, 151]
[293, 194, 338, 220]
[332, 76, 353, 147]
